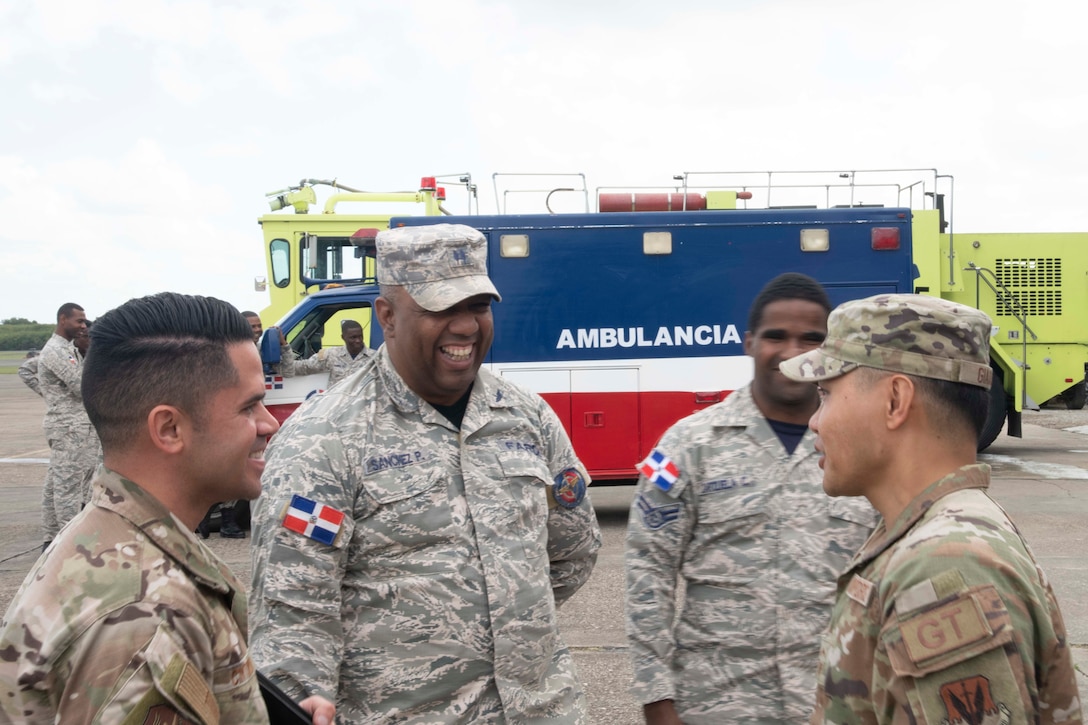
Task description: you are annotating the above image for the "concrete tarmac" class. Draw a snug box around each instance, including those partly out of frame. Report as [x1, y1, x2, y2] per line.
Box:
[1, 374, 1086, 722]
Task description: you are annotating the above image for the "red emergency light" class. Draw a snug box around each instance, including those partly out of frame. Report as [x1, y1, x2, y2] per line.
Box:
[871, 227, 900, 250]
[419, 176, 437, 192]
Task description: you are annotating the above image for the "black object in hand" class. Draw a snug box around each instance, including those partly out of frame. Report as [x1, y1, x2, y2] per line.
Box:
[257, 670, 312, 725]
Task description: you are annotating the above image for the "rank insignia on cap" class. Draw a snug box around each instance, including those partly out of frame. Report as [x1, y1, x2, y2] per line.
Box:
[281, 494, 345, 546]
[638, 449, 680, 491]
[553, 468, 587, 509]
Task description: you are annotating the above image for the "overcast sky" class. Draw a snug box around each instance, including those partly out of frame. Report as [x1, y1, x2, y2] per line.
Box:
[3, 0, 1086, 324]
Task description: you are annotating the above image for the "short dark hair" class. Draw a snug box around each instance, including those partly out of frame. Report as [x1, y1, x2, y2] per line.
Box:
[912, 375, 991, 440]
[82, 293, 254, 451]
[341, 319, 362, 330]
[57, 303, 84, 321]
[854, 367, 991, 440]
[240, 310, 260, 319]
[747, 273, 831, 332]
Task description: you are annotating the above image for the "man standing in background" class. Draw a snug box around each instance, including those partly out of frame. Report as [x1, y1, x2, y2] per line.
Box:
[282, 318, 374, 386]
[37, 303, 100, 550]
[626, 273, 877, 724]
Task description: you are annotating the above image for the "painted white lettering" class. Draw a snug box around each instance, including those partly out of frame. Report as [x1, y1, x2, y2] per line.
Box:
[600, 328, 617, 348]
[721, 324, 741, 343]
[695, 325, 713, 344]
[673, 326, 693, 345]
[618, 328, 637, 348]
[577, 328, 599, 348]
[654, 327, 673, 346]
[557, 329, 575, 349]
[637, 327, 653, 346]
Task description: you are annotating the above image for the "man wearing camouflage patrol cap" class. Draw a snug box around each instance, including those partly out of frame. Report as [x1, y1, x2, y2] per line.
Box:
[779, 293, 1082, 725]
[249, 222, 602, 723]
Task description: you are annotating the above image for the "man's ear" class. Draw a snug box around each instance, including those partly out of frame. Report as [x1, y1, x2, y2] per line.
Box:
[885, 374, 916, 431]
[147, 405, 188, 454]
[375, 296, 395, 339]
[742, 330, 752, 356]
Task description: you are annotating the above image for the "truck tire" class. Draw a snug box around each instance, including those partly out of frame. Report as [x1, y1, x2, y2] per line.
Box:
[977, 368, 1006, 452]
[1061, 378, 1086, 410]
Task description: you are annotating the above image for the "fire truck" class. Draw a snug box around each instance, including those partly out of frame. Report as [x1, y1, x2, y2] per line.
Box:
[255, 169, 1088, 481]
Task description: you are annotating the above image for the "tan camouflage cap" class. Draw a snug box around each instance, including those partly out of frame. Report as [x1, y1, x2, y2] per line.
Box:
[779, 294, 994, 389]
[377, 223, 502, 312]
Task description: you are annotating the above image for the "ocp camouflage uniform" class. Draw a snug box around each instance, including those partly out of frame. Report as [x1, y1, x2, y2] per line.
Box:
[18, 355, 41, 396]
[626, 384, 877, 724]
[249, 346, 601, 724]
[0, 468, 268, 724]
[813, 463, 1082, 724]
[282, 344, 374, 386]
[37, 332, 101, 541]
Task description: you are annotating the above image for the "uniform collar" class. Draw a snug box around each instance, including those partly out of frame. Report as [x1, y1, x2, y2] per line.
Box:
[374, 345, 513, 426]
[708, 384, 816, 451]
[91, 468, 243, 599]
[851, 463, 991, 569]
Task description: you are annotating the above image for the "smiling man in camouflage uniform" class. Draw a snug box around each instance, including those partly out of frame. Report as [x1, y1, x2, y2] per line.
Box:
[625, 273, 877, 724]
[249, 223, 602, 723]
[780, 293, 1082, 724]
[0, 293, 335, 724]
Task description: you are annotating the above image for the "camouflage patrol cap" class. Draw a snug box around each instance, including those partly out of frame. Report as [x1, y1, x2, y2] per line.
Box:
[377, 223, 501, 312]
[779, 294, 994, 388]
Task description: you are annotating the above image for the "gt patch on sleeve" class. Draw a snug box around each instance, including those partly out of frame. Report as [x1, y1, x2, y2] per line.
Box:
[636, 493, 681, 530]
[900, 595, 993, 665]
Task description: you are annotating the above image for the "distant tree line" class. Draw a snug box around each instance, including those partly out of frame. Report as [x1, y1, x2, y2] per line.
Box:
[0, 318, 52, 351]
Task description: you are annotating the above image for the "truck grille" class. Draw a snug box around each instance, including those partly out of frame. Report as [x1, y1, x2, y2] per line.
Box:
[993, 258, 1062, 316]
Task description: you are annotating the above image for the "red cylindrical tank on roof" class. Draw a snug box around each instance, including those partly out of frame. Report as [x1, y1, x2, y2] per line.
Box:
[599, 192, 707, 213]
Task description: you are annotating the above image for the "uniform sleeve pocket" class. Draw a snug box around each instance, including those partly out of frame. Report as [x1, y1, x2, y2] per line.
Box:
[883, 585, 1014, 677]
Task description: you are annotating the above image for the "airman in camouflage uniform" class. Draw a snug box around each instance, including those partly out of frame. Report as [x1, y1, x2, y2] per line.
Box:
[283, 319, 375, 386]
[17, 354, 40, 395]
[626, 273, 877, 724]
[249, 223, 601, 724]
[780, 294, 1082, 724]
[1, 293, 338, 724]
[36, 303, 101, 545]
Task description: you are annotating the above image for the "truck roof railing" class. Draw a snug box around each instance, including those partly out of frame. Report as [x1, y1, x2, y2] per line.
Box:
[649, 168, 951, 213]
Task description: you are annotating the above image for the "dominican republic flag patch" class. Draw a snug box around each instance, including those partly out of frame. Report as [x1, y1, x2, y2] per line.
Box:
[264, 374, 284, 391]
[281, 494, 345, 546]
[638, 449, 680, 491]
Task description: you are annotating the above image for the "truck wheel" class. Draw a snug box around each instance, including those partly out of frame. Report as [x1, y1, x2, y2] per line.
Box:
[977, 368, 1006, 452]
[1062, 378, 1087, 410]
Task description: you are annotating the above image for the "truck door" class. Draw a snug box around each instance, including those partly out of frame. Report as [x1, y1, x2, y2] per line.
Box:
[571, 367, 640, 478]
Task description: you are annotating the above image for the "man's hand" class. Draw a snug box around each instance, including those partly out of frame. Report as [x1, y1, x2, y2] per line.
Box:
[644, 699, 683, 725]
[300, 695, 336, 725]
